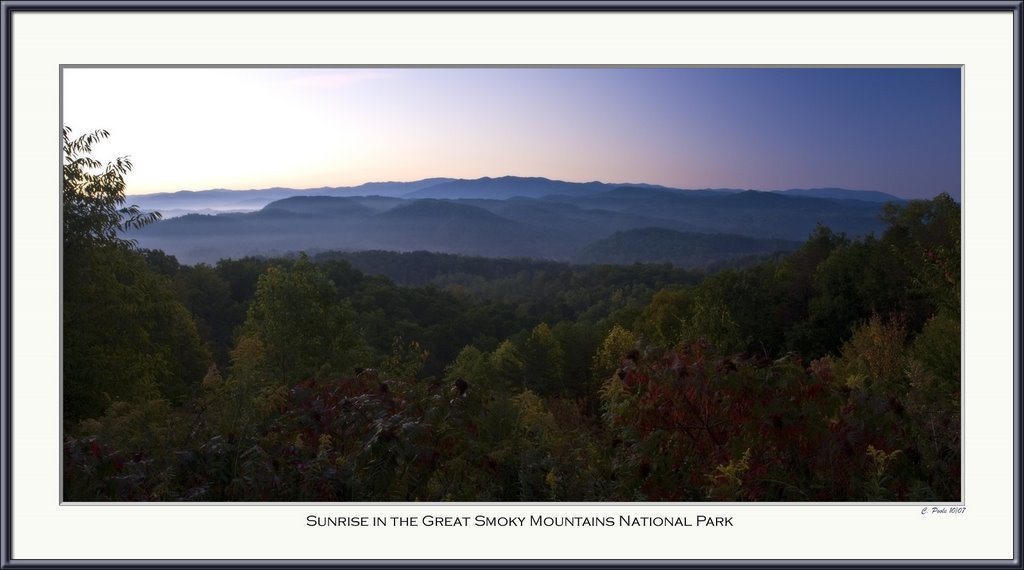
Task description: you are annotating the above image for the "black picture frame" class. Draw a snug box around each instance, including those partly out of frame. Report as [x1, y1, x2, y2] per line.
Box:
[2, 1, 1020, 568]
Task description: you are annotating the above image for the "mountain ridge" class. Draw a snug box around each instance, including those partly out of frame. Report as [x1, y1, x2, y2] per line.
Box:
[129, 176, 905, 218]
[129, 179, 898, 265]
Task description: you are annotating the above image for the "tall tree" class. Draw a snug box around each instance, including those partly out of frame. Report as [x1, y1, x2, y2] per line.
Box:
[241, 255, 367, 383]
[62, 127, 158, 250]
[520, 323, 567, 395]
[63, 128, 209, 422]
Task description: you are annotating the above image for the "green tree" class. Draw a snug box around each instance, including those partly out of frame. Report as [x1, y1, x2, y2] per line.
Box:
[64, 247, 211, 421]
[379, 336, 429, 380]
[445, 345, 496, 386]
[550, 320, 603, 397]
[242, 255, 367, 383]
[591, 324, 638, 381]
[634, 288, 692, 348]
[62, 127, 159, 250]
[879, 193, 961, 320]
[489, 339, 525, 389]
[520, 323, 567, 395]
[172, 263, 242, 366]
[678, 290, 744, 354]
[63, 128, 209, 422]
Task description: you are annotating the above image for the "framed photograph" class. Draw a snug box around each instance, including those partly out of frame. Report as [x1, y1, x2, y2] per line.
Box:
[3, 1, 1020, 566]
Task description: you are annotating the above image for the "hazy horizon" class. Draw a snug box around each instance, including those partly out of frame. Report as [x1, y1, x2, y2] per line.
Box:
[122, 174, 902, 198]
[63, 67, 962, 201]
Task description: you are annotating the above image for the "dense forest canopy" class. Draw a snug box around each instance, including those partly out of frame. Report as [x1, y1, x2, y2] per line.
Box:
[63, 130, 961, 501]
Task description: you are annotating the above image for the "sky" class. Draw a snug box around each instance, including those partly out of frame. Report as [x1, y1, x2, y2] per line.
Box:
[62, 67, 961, 200]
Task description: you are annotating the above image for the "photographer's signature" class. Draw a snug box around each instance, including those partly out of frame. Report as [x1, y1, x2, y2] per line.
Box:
[921, 506, 966, 515]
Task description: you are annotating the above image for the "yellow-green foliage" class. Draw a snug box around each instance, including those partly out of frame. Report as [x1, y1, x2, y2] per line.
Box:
[591, 325, 637, 380]
[521, 323, 567, 394]
[380, 337, 430, 380]
[444, 345, 495, 385]
[489, 339, 525, 388]
[835, 314, 907, 393]
[679, 291, 744, 353]
[514, 391, 562, 447]
[706, 448, 751, 500]
[635, 288, 693, 347]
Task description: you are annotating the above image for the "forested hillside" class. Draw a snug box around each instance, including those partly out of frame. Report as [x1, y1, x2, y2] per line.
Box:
[63, 130, 960, 501]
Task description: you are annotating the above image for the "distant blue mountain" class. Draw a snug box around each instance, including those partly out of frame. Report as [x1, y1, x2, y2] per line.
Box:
[262, 196, 375, 217]
[130, 178, 902, 265]
[130, 178, 454, 215]
[377, 199, 515, 226]
[402, 176, 676, 200]
[773, 188, 904, 203]
[130, 176, 902, 219]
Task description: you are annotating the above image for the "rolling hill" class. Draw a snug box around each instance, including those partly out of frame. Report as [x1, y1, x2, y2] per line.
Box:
[127, 177, 900, 265]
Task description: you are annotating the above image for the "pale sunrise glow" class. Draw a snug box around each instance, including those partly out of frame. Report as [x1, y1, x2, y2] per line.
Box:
[62, 67, 961, 200]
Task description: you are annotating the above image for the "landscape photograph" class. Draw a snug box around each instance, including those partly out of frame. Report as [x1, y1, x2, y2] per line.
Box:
[61, 66, 962, 502]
